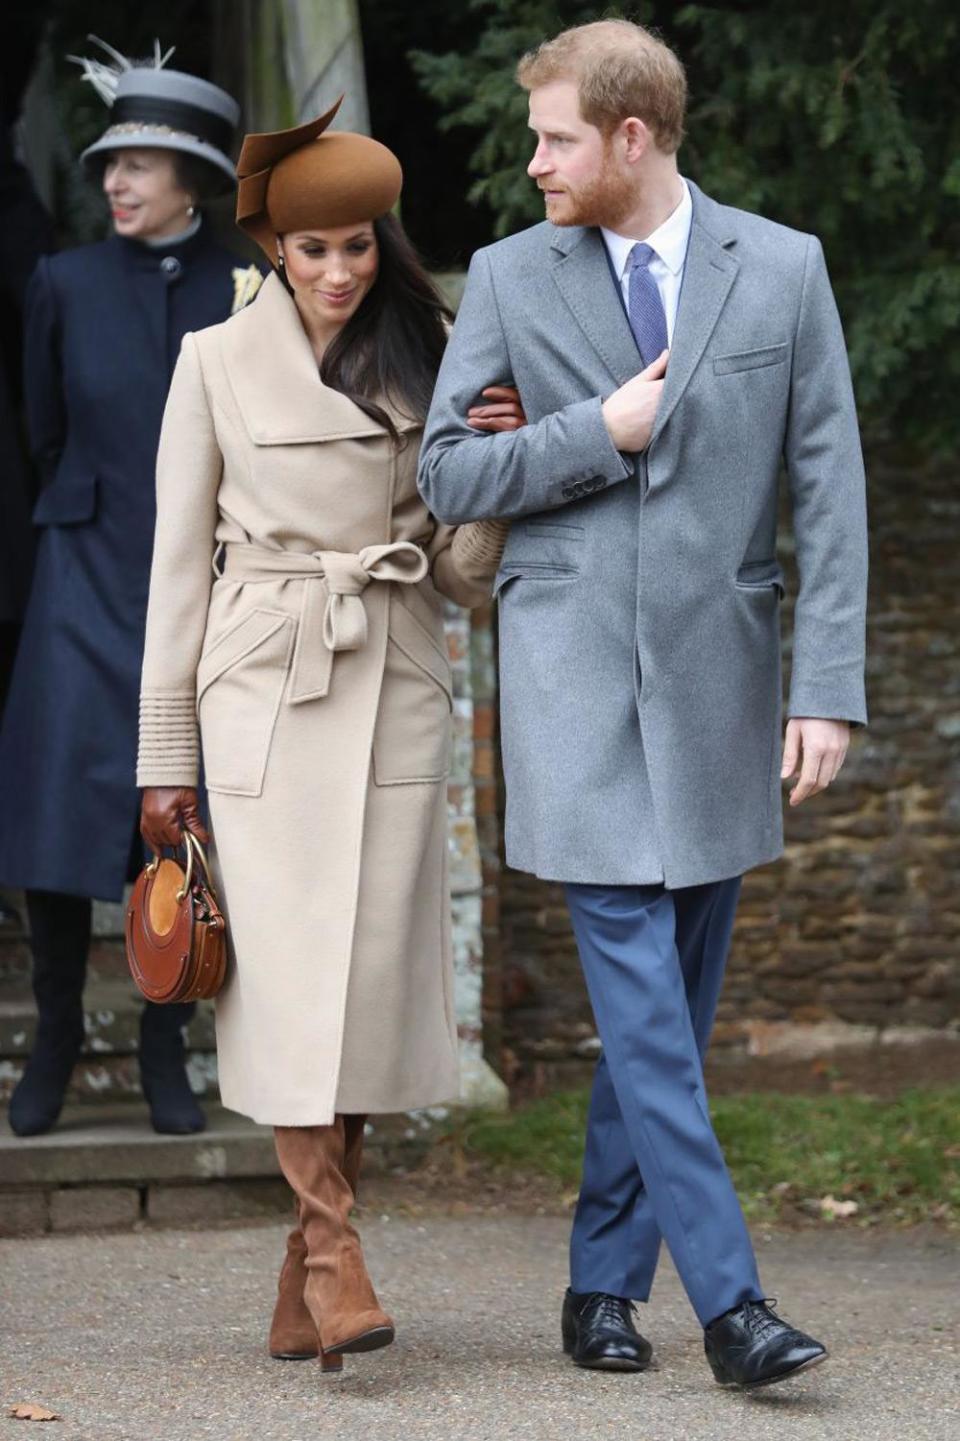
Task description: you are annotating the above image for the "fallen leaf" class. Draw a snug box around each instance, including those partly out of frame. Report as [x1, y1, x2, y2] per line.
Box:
[819, 1194, 859, 1219]
[9, 1403, 60, 1422]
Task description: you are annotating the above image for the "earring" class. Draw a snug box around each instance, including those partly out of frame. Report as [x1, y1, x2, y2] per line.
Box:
[277, 253, 285, 268]
[187, 203, 196, 218]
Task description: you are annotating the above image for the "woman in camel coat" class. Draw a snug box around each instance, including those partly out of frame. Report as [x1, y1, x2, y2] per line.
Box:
[137, 101, 520, 1371]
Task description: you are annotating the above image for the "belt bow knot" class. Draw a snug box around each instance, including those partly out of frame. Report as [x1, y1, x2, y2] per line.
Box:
[319, 544, 428, 652]
[218, 540, 429, 704]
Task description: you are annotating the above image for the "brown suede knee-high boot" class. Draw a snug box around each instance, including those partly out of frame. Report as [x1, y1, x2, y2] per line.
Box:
[268, 1116, 367, 1363]
[273, 1118, 392, 1359]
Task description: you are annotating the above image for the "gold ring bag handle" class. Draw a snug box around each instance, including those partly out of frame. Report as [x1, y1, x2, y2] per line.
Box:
[125, 828, 228, 1004]
[183, 829, 216, 895]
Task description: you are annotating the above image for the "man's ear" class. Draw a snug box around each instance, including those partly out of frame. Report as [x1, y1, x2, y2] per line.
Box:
[622, 117, 652, 164]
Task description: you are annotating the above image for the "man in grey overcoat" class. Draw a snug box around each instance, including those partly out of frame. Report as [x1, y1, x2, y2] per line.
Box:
[418, 20, 867, 1391]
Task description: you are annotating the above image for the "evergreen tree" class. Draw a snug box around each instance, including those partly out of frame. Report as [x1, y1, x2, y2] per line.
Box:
[412, 1, 960, 450]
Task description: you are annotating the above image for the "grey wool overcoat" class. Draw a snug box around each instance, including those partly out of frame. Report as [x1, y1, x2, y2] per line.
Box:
[418, 181, 868, 888]
[137, 273, 506, 1125]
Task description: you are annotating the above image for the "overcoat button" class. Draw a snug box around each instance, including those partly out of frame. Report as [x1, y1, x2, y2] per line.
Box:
[160, 255, 183, 278]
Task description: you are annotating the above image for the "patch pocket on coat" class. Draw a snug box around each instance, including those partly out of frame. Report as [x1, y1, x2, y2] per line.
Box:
[196, 609, 296, 796]
[713, 343, 788, 376]
[373, 602, 453, 786]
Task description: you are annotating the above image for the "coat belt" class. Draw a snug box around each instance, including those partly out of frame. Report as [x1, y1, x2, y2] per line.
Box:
[219, 540, 429, 704]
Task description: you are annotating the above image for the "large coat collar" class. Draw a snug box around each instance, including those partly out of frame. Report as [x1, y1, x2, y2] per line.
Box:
[548, 180, 740, 446]
[219, 271, 418, 445]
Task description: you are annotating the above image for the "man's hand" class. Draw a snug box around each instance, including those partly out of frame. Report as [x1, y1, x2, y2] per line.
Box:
[140, 786, 210, 854]
[781, 718, 850, 807]
[601, 350, 669, 452]
[466, 385, 526, 433]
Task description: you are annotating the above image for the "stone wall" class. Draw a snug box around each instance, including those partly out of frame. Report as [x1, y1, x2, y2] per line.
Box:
[494, 456, 960, 1085]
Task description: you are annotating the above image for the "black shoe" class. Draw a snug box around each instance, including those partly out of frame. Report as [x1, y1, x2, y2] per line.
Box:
[8, 1018, 84, 1136]
[9, 890, 89, 1137]
[139, 1003, 206, 1135]
[561, 1289, 653, 1371]
[704, 1299, 827, 1390]
[0, 893, 22, 931]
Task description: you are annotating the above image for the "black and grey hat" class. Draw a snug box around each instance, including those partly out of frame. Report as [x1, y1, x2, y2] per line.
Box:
[70, 38, 239, 195]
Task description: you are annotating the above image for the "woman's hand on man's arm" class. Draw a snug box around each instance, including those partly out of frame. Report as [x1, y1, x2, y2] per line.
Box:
[466, 385, 526, 433]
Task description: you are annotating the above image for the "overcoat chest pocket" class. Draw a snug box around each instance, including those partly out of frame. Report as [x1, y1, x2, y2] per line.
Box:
[713, 343, 788, 376]
[196, 609, 296, 796]
[373, 600, 453, 786]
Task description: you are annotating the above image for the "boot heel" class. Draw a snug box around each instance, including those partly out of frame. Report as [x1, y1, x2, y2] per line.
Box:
[561, 1311, 577, 1355]
[320, 1350, 343, 1374]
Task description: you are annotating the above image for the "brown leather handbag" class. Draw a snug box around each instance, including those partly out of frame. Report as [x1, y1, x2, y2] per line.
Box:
[125, 831, 227, 1003]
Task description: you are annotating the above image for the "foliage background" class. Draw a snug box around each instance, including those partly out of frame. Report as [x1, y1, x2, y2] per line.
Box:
[405, 0, 960, 453]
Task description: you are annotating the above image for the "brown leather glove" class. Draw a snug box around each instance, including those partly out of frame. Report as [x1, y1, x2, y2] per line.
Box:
[140, 787, 210, 854]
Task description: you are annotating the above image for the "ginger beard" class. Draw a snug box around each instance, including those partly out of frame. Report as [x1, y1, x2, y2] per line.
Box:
[540, 135, 636, 230]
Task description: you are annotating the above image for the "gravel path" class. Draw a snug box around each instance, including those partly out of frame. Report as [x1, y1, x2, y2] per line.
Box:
[2, 1218, 957, 1440]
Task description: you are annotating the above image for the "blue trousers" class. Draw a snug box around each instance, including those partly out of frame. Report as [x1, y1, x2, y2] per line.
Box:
[565, 879, 763, 1326]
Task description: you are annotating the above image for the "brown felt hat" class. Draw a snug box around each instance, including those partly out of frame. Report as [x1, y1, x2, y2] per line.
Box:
[236, 97, 402, 265]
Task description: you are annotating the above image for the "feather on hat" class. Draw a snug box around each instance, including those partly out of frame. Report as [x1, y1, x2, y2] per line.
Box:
[70, 35, 240, 195]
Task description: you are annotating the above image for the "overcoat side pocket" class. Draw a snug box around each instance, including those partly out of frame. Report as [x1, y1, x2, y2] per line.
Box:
[373, 602, 453, 786]
[197, 608, 296, 796]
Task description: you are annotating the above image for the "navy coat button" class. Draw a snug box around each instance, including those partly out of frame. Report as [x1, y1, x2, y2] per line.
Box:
[160, 255, 183, 278]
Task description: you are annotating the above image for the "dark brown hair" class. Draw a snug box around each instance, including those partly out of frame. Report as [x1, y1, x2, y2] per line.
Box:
[317, 212, 452, 443]
[170, 151, 226, 204]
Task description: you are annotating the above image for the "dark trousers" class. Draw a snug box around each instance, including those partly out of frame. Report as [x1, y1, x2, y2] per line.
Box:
[0, 620, 20, 719]
[565, 878, 763, 1326]
[25, 888, 194, 1057]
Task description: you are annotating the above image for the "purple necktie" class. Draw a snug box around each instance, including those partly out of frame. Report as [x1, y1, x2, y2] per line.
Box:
[627, 242, 668, 368]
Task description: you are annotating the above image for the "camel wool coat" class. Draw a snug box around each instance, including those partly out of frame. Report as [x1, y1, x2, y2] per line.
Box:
[137, 273, 506, 1125]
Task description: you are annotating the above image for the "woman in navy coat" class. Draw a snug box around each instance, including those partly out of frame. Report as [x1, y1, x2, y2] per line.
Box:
[0, 49, 261, 1136]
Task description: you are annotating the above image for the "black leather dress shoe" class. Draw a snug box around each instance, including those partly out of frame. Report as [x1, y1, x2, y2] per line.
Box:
[704, 1299, 827, 1389]
[562, 1289, 653, 1371]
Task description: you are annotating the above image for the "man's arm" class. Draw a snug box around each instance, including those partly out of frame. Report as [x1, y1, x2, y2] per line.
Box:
[783, 235, 868, 727]
[779, 235, 868, 805]
[418, 247, 632, 524]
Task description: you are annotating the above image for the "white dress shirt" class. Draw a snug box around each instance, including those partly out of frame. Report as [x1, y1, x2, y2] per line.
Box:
[601, 178, 693, 347]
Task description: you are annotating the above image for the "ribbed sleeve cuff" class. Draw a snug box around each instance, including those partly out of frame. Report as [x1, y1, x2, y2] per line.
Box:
[137, 691, 200, 787]
[451, 519, 510, 576]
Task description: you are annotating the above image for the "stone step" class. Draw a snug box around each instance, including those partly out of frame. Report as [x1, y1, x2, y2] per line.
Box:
[0, 936, 131, 984]
[1, 1101, 275, 1188]
[0, 976, 218, 1103]
[0, 976, 216, 1056]
[0, 1102, 433, 1237]
[0, 893, 133, 984]
[0, 1049, 220, 1106]
[0, 1101, 284, 1234]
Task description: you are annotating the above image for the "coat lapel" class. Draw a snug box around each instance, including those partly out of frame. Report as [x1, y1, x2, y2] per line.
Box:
[649, 183, 739, 447]
[550, 227, 641, 388]
[220, 273, 412, 444]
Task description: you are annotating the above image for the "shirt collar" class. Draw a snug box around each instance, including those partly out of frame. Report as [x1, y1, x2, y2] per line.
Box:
[601, 177, 692, 280]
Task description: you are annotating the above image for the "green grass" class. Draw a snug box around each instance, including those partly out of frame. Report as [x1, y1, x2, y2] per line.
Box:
[449, 1087, 960, 1226]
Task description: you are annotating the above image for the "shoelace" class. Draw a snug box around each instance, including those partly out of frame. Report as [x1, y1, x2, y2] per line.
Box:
[584, 1293, 637, 1330]
[743, 1298, 787, 1341]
